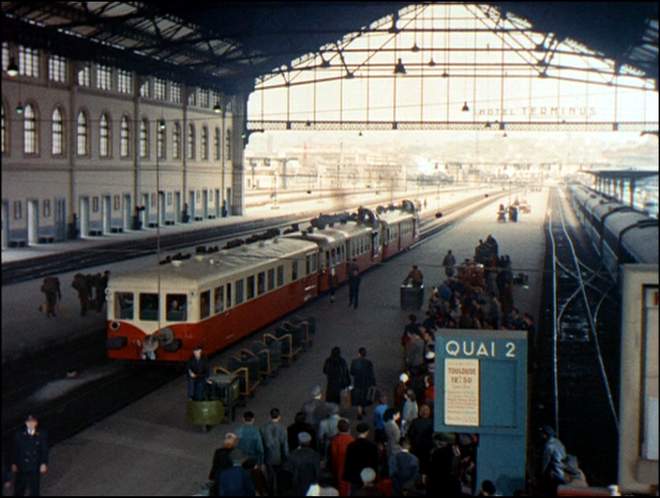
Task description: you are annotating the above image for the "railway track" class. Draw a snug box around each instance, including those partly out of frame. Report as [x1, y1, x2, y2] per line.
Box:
[1, 187, 469, 286]
[539, 186, 620, 485]
[2, 190, 511, 449]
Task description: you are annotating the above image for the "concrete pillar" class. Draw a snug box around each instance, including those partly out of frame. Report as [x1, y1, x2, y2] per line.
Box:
[230, 93, 248, 216]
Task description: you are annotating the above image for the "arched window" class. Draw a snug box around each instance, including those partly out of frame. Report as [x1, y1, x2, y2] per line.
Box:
[225, 128, 232, 161]
[139, 118, 149, 159]
[214, 127, 221, 161]
[76, 111, 88, 156]
[120, 116, 130, 158]
[24, 104, 38, 154]
[99, 113, 110, 157]
[52, 107, 64, 156]
[173, 122, 181, 159]
[201, 126, 209, 160]
[187, 123, 195, 160]
[1, 103, 6, 154]
[157, 121, 166, 160]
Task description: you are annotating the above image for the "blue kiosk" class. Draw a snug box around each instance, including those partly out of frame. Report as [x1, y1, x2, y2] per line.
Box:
[434, 328, 528, 495]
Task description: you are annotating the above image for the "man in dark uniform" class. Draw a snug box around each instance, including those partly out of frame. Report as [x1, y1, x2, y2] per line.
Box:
[10, 414, 48, 496]
[186, 346, 211, 400]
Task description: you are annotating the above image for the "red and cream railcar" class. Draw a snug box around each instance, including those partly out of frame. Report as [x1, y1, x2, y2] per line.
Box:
[286, 229, 348, 292]
[379, 208, 419, 260]
[325, 222, 380, 270]
[106, 238, 319, 362]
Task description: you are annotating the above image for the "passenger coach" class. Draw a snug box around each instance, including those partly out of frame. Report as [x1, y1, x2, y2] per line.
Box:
[106, 201, 420, 362]
[107, 238, 319, 361]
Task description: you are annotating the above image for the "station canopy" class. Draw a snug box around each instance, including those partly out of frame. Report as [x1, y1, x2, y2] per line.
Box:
[1, 2, 657, 95]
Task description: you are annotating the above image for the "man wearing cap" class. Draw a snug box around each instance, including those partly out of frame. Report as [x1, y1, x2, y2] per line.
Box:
[10, 414, 48, 496]
[186, 346, 210, 400]
[285, 432, 321, 496]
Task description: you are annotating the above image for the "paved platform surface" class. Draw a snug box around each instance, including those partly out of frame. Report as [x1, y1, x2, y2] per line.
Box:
[1, 187, 495, 361]
[34, 188, 548, 496]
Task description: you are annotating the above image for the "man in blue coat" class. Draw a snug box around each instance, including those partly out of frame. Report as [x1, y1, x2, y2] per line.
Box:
[10, 414, 49, 496]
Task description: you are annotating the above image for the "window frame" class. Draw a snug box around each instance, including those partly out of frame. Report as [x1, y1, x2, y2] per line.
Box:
[247, 275, 255, 300]
[139, 118, 149, 159]
[200, 290, 211, 320]
[166, 293, 188, 322]
[120, 116, 130, 158]
[76, 110, 88, 157]
[277, 265, 284, 287]
[99, 112, 111, 158]
[235, 279, 244, 305]
[139, 292, 159, 321]
[51, 107, 64, 156]
[115, 292, 135, 320]
[214, 285, 225, 314]
[23, 103, 38, 156]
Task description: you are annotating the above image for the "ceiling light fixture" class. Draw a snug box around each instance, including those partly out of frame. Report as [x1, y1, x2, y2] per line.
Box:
[7, 58, 18, 77]
[393, 58, 406, 75]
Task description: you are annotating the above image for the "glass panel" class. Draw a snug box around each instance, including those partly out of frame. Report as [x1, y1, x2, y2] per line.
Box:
[214, 286, 224, 313]
[115, 292, 134, 320]
[292, 260, 298, 281]
[277, 265, 284, 287]
[166, 293, 187, 321]
[247, 275, 255, 299]
[200, 290, 210, 319]
[235, 279, 244, 304]
[306, 255, 311, 275]
[226, 283, 232, 308]
[257, 272, 265, 295]
[267, 268, 275, 290]
[139, 293, 159, 321]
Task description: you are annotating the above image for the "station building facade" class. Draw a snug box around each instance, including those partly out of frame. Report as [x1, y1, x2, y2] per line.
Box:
[1, 41, 247, 248]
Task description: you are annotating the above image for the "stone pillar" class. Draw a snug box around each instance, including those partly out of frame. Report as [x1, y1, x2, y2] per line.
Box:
[230, 93, 248, 216]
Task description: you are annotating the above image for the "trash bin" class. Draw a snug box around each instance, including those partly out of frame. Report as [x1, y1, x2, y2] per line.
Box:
[186, 399, 224, 431]
[400, 283, 424, 310]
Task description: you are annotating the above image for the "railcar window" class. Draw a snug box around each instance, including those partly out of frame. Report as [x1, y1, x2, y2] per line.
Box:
[306, 255, 311, 275]
[292, 260, 299, 281]
[226, 283, 231, 308]
[166, 294, 187, 321]
[247, 275, 255, 300]
[115, 292, 134, 320]
[311, 254, 318, 272]
[214, 286, 224, 313]
[139, 293, 159, 321]
[277, 265, 284, 287]
[325, 251, 330, 268]
[200, 290, 210, 319]
[267, 268, 275, 290]
[235, 279, 244, 304]
[257, 272, 265, 295]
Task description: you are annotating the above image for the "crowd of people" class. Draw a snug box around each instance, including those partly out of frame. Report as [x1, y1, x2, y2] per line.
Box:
[38, 271, 110, 318]
[203, 344, 500, 497]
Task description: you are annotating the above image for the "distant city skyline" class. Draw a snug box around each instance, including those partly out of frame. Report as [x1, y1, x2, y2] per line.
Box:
[247, 130, 659, 172]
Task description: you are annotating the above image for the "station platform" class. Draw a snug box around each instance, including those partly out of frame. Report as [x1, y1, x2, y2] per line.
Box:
[1, 185, 481, 264]
[35, 188, 548, 496]
[1, 186, 497, 362]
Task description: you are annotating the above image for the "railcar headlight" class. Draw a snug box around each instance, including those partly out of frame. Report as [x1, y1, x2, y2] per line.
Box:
[110, 321, 121, 331]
